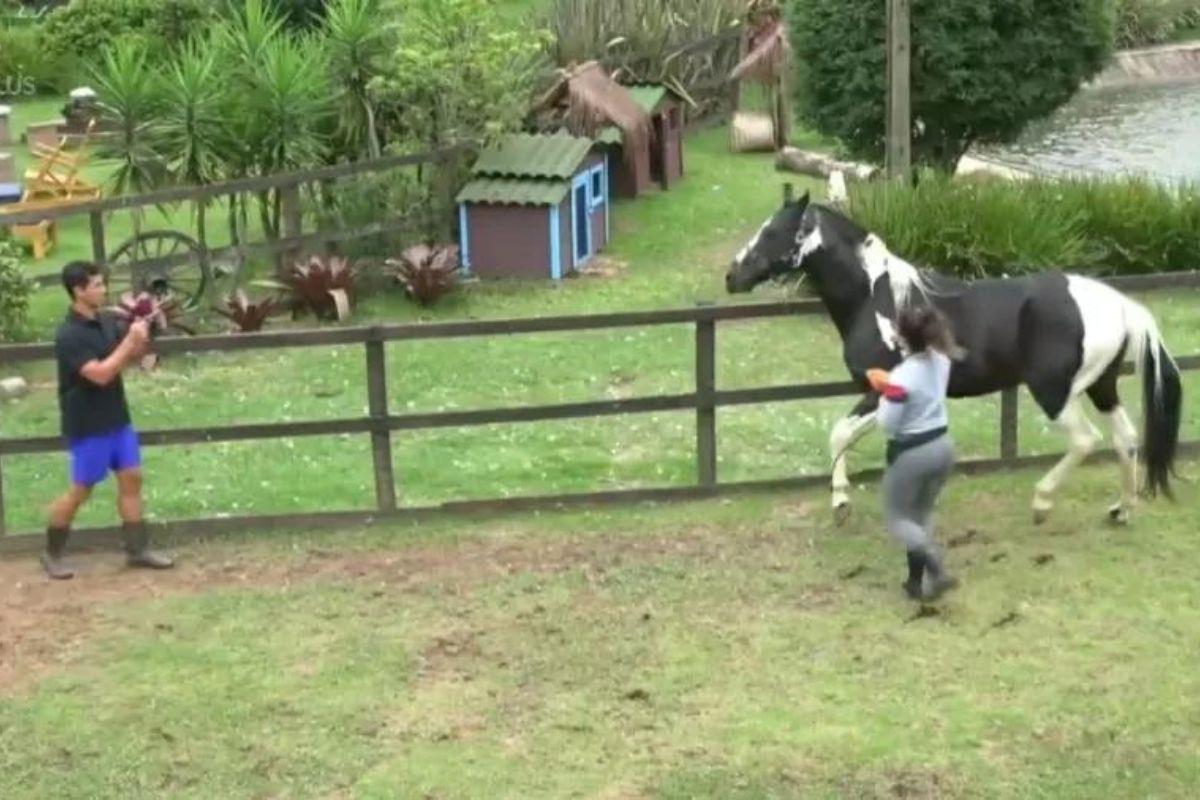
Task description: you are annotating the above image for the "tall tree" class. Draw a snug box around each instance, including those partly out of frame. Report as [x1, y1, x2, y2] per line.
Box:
[787, 0, 1115, 170]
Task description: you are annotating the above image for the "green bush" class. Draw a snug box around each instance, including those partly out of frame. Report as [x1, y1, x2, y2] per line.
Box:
[0, 25, 69, 95]
[786, 0, 1115, 171]
[0, 240, 34, 343]
[1116, 0, 1200, 47]
[845, 172, 1200, 278]
[41, 0, 215, 66]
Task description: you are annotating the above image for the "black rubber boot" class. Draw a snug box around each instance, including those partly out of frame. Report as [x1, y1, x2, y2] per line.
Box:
[40, 526, 75, 580]
[902, 549, 925, 599]
[921, 547, 959, 601]
[121, 522, 174, 570]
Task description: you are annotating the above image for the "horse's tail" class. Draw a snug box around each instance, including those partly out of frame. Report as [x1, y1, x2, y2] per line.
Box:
[1124, 297, 1182, 499]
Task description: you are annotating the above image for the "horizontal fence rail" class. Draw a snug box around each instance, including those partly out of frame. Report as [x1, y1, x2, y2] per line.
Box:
[2, 270, 1200, 551]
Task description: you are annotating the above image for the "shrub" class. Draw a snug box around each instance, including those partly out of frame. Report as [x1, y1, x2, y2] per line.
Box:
[0, 26, 69, 95]
[386, 243, 460, 306]
[283, 254, 356, 321]
[0, 240, 33, 343]
[41, 0, 215, 67]
[786, 0, 1115, 170]
[844, 172, 1200, 278]
[1116, 0, 1200, 47]
[217, 290, 279, 332]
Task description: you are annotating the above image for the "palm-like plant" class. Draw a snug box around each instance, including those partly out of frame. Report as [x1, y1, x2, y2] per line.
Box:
[323, 0, 393, 161]
[88, 40, 168, 237]
[157, 39, 234, 303]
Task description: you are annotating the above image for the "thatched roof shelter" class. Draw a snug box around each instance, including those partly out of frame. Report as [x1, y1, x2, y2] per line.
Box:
[532, 60, 653, 162]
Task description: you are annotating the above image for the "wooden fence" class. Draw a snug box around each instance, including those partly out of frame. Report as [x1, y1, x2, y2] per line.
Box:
[4, 143, 476, 289]
[2, 271, 1200, 552]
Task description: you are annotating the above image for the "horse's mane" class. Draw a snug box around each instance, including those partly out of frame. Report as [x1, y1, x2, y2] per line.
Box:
[811, 202, 948, 310]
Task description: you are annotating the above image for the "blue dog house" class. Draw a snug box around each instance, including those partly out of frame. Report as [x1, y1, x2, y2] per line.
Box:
[456, 131, 611, 280]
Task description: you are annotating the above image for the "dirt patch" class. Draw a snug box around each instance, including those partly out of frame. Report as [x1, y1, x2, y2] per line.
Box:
[838, 767, 967, 799]
[0, 523, 764, 693]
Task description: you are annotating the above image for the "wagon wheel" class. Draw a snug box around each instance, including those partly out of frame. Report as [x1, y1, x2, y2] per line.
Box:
[106, 230, 210, 311]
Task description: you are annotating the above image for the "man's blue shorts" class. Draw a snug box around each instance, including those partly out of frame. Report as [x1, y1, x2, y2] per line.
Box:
[68, 424, 141, 487]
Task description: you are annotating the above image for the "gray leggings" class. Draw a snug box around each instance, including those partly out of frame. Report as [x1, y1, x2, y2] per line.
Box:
[883, 435, 956, 550]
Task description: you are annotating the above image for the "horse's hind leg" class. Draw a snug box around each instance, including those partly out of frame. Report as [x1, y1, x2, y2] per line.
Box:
[1086, 352, 1138, 524]
[830, 393, 880, 525]
[1031, 393, 1101, 523]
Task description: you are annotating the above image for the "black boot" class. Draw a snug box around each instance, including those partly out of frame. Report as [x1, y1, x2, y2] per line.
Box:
[121, 522, 174, 570]
[921, 547, 958, 601]
[903, 549, 925, 599]
[40, 526, 75, 580]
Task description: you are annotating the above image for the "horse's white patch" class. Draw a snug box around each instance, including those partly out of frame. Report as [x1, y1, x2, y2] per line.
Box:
[858, 234, 932, 310]
[875, 312, 900, 352]
[1064, 275, 1156, 398]
[830, 412, 878, 506]
[735, 216, 771, 265]
[794, 224, 824, 267]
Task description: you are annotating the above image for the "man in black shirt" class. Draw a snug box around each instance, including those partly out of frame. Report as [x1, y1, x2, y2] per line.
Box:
[42, 261, 175, 579]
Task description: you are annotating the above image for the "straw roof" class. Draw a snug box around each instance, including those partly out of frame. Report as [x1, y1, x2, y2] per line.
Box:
[533, 61, 653, 161]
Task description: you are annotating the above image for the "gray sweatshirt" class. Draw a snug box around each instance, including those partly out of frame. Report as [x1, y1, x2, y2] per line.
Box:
[877, 350, 951, 440]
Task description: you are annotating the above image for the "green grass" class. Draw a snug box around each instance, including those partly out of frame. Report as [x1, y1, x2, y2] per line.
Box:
[2, 465, 1200, 798]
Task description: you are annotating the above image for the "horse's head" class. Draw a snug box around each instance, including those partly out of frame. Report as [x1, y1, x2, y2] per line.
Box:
[726, 190, 877, 315]
[725, 191, 811, 294]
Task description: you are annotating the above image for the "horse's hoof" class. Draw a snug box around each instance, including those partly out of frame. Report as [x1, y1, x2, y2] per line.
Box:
[833, 503, 852, 527]
[1032, 509, 1050, 526]
[1108, 505, 1129, 526]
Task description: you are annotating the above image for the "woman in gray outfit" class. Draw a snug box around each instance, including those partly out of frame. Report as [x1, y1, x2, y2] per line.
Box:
[874, 306, 960, 601]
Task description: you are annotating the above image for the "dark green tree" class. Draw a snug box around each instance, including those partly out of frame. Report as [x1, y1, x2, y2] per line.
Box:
[787, 0, 1115, 170]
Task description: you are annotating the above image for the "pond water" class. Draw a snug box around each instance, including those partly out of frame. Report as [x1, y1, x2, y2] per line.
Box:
[976, 79, 1200, 184]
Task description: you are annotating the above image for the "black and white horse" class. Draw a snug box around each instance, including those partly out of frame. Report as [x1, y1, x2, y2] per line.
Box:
[725, 190, 1182, 525]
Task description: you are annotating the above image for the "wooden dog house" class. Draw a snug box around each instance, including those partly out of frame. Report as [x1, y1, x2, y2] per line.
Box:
[456, 132, 611, 280]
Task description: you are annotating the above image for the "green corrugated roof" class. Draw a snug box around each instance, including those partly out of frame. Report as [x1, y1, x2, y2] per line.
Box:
[456, 177, 569, 206]
[627, 85, 668, 113]
[597, 126, 623, 145]
[470, 132, 593, 180]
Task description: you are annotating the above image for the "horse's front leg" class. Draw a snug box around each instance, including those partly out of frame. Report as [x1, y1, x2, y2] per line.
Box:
[830, 392, 881, 525]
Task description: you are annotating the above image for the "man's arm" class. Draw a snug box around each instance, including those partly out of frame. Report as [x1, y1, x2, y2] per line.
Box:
[75, 320, 149, 387]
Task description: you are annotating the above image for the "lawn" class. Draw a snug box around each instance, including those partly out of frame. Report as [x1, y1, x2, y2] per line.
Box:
[1, 464, 1199, 799]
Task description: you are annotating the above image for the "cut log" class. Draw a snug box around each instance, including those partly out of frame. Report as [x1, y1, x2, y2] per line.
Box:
[775, 146, 878, 181]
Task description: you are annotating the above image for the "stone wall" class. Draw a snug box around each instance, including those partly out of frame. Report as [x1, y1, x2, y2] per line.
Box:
[1088, 41, 1200, 88]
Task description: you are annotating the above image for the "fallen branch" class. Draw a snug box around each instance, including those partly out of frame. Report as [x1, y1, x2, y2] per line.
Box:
[774, 146, 878, 181]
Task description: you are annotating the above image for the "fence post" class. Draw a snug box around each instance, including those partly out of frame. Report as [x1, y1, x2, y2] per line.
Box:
[0, 455, 6, 538]
[364, 331, 398, 511]
[279, 181, 303, 275]
[695, 307, 717, 490]
[89, 210, 105, 265]
[1000, 387, 1019, 461]
[885, 0, 912, 183]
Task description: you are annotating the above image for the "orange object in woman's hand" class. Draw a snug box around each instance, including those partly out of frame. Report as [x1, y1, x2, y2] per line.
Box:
[866, 368, 890, 393]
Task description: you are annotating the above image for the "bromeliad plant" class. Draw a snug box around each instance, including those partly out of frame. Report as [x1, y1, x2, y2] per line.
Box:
[386, 243, 461, 307]
[283, 254, 357, 321]
[217, 290, 280, 332]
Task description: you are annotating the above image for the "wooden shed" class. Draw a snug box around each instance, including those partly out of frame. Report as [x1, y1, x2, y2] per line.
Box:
[456, 131, 611, 280]
[598, 84, 688, 198]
